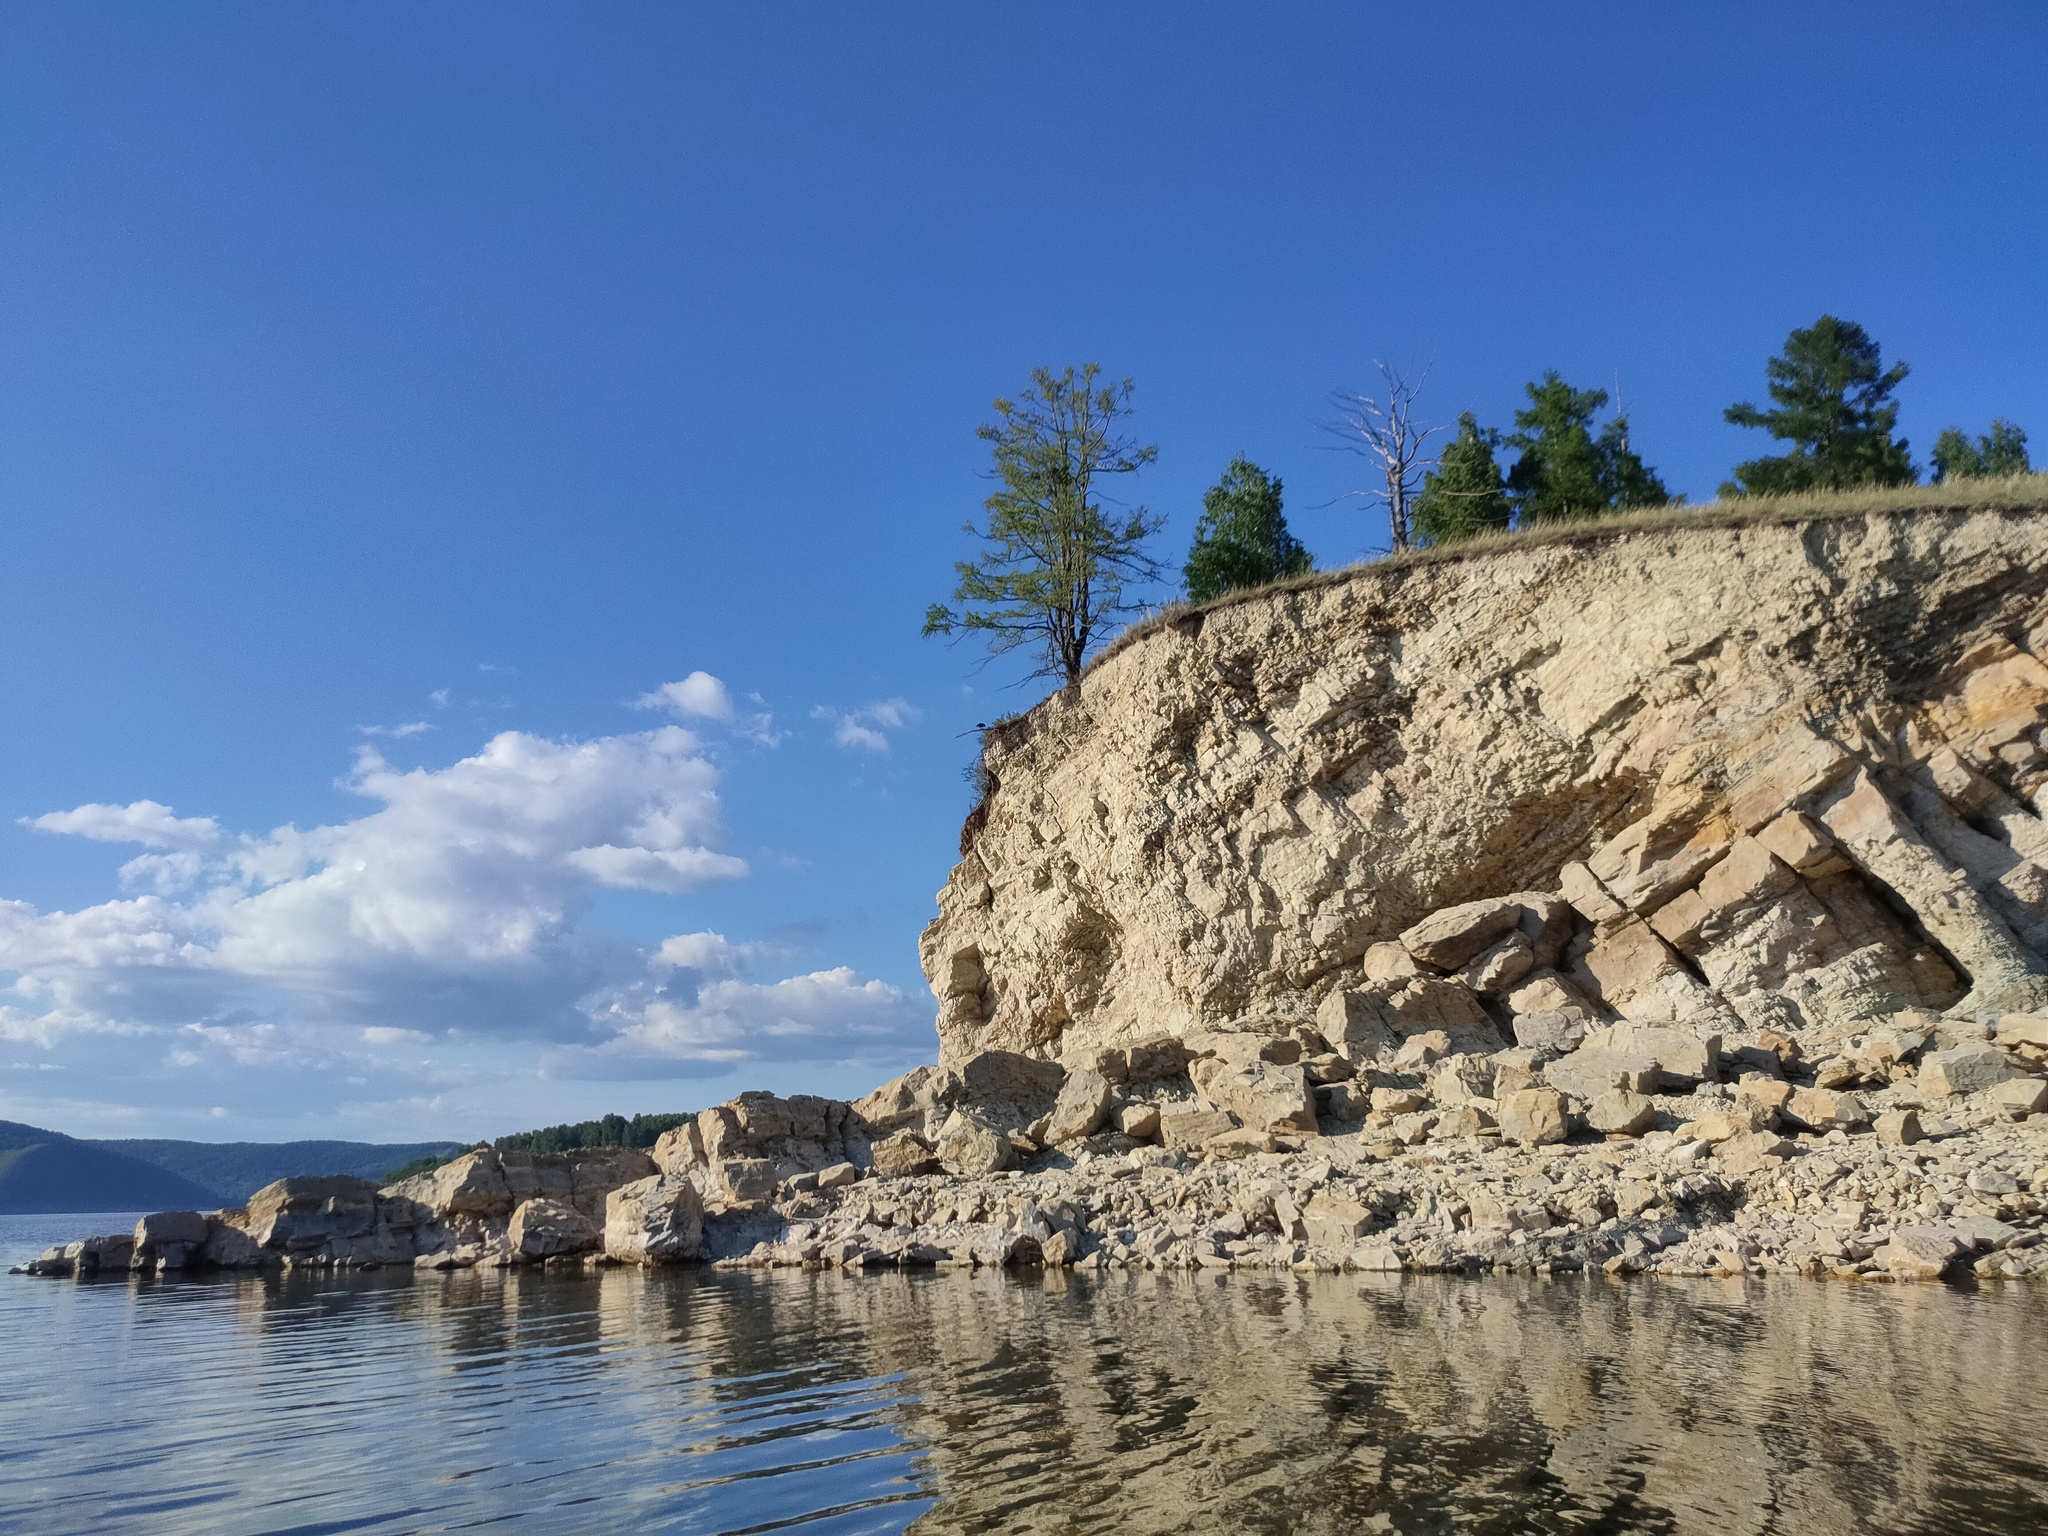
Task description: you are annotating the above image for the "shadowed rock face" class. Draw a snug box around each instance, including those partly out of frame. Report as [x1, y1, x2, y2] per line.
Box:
[924, 508, 2048, 1066]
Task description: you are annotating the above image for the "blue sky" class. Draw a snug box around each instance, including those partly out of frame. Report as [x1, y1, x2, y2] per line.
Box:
[2, 3, 2044, 1142]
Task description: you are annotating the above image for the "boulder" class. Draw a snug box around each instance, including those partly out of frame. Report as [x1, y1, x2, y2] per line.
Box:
[1158, 1108, 1237, 1151]
[713, 1158, 779, 1204]
[850, 1065, 953, 1134]
[1400, 896, 1526, 969]
[1586, 1089, 1658, 1137]
[1785, 1087, 1872, 1132]
[1510, 1007, 1587, 1053]
[603, 1174, 703, 1264]
[816, 1162, 860, 1189]
[1429, 1053, 1496, 1105]
[1875, 1109, 1924, 1146]
[385, 1146, 655, 1225]
[1043, 1068, 1116, 1145]
[934, 1110, 1014, 1176]
[1301, 1193, 1373, 1248]
[869, 1131, 941, 1178]
[1995, 1012, 2048, 1060]
[507, 1197, 600, 1262]
[243, 1175, 425, 1266]
[201, 1216, 265, 1269]
[1580, 1023, 1720, 1084]
[1117, 1103, 1162, 1140]
[687, 1091, 873, 1182]
[1546, 1049, 1661, 1100]
[1392, 1031, 1452, 1070]
[1188, 1055, 1318, 1135]
[1715, 1129, 1794, 1175]
[1371, 1087, 1428, 1115]
[132, 1209, 210, 1270]
[1459, 932, 1535, 997]
[1987, 1077, 2048, 1119]
[1325, 979, 1505, 1063]
[1497, 1088, 1568, 1147]
[1874, 1226, 1963, 1280]
[1920, 1045, 2023, 1099]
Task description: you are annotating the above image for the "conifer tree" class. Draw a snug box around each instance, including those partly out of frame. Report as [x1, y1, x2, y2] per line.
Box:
[924, 365, 1162, 686]
[1722, 316, 1915, 495]
[1931, 419, 2031, 481]
[1506, 373, 1668, 522]
[1183, 457, 1310, 602]
[1413, 413, 1512, 544]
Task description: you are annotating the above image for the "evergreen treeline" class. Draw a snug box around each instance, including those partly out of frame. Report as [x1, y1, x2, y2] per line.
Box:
[384, 1110, 694, 1181]
[929, 320, 2037, 682]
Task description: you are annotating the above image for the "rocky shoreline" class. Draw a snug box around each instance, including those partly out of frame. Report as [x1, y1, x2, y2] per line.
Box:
[19, 997, 2048, 1287]
[25, 508, 2048, 1292]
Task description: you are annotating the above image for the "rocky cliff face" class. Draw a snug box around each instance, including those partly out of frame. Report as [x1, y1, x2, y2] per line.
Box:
[923, 506, 2048, 1067]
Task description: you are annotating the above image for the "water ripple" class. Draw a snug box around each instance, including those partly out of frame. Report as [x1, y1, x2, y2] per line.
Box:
[6, 1216, 2048, 1533]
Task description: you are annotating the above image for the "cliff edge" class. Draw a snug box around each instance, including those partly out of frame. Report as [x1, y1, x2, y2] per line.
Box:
[925, 502, 2048, 1064]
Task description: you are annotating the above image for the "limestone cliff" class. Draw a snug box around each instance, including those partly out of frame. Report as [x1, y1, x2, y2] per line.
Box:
[923, 503, 2048, 1067]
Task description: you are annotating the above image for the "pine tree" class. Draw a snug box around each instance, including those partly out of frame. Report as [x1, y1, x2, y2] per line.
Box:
[1722, 316, 1915, 495]
[1931, 419, 2031, 481]
[1183, 458, 1310, 602]
[924, 365, 1162, 686]
[1506, 373, 1668, 522]
[1413, 413, 1512, 544]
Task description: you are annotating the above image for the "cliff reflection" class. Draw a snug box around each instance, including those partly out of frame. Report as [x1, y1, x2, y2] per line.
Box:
[695, 1268, 2048, 1535]
[29, 1263, 2046, 1534]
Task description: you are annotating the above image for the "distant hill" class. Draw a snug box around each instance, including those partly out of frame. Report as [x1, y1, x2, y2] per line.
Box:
[86, 1137, 468, 1205]
[0, 1122, 231, 1215]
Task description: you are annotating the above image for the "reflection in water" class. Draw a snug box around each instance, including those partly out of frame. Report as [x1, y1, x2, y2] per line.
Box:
[3, 1233, 2045, 1535]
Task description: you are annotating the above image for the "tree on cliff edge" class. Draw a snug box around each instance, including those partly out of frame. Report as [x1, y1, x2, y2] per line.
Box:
[1931, 420, 2030, 481]
[925, 365, 1163, 686]
[1722, 316, 1915, 495]
[1413, 413, 1513, 544]
[1506, 373, 1669, 521]
[1183, 457, 1311, 602]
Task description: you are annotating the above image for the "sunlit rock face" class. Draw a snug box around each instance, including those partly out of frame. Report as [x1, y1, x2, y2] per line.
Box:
[925, 507, 2048, 1067]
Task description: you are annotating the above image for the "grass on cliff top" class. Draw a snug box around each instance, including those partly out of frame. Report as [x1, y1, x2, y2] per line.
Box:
[1087, 473, 2048, 676]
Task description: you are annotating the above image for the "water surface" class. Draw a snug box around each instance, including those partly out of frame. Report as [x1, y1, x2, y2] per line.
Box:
[5, 1212, 2045, 1534]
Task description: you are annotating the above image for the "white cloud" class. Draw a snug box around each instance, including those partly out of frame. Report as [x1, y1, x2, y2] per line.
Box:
[361, 721, 432, 739]
[812, 698, 919, 752]
[547, 965, 932, 1080]
[27, 800, 221, 850]
[637, 672, 785, 747]
[637, 671, 733, 721]
[0, 711, 939, 1131]
[3, 726, 747, 1035]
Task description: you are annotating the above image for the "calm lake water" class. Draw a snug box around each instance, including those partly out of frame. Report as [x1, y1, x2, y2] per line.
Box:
[5, 1211, 2048, 1535]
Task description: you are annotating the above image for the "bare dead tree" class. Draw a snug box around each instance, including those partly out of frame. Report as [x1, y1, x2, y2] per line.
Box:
[1325, 363, 1446, 553]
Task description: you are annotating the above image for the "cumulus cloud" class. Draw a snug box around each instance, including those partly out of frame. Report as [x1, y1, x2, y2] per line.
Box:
[636, 671, 732, 721]
[812, 698, 919, 752]
[1, 707, 937, 1134]
[546, 963, 931, 1081]
[27, 800, 222, 850]
[3, 727, 747, 1035]
[638, 672, 784, 746]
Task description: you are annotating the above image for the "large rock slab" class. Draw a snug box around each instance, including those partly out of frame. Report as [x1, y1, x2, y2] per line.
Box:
[604, 1175, 704, 1264]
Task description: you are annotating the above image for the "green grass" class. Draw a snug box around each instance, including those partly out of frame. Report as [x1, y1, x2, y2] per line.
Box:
[1085, 473, 2048, 676]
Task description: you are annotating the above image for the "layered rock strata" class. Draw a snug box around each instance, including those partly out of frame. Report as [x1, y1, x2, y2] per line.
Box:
[924, 506, 2048, 1063]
